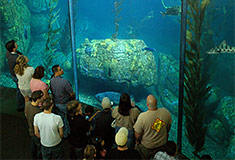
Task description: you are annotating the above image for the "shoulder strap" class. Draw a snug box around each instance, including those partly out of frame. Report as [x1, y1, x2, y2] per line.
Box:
[88, 110, 101, 122]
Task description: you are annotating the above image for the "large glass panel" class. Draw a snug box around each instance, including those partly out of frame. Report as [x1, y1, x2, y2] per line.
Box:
[72, 0, 181, 144]
[181, 0, 234, 159]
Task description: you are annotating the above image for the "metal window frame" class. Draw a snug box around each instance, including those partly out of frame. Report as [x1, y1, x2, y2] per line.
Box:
[177, 0, 188, 153]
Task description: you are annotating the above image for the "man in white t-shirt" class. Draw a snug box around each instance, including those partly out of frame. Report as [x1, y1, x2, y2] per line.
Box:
[34, 98, 64, 159]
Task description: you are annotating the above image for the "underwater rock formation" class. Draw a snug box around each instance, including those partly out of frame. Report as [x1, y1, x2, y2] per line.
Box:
[207, 96, 234, 147]
[160, 89, 178, 116]
[27, 0, 49, 13]
[0, 0, 31, 72]
[155, 53, 179, 96]
[207, 119, 230, 146]
[76, 39, 157, 88]
[216, 96, 235, 134]
[226, 135, 235, 159]
[30, 14, 48, 36]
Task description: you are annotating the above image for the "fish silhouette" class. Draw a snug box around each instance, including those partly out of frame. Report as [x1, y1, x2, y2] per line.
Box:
[142, 47, 156, 52]
[207, 40, 235, 54]
[160, 6, 181, 16]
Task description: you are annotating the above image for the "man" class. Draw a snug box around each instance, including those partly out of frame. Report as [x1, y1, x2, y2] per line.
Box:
[5, 40, 24, 111]
[133, 94, 172, 159]
[106, 127, 141, 159]
[25, 90, 44, 159]
[92, 97, 115, 151]
[50, 65, 75, 138]
[34, 98, 64, 159]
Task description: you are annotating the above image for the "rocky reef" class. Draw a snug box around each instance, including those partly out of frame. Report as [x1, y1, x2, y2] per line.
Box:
[76, 39, 157, 88]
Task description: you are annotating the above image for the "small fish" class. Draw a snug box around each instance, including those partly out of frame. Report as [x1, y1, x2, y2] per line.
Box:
[24, 26, 28, 39]
[207, 40, 235, 54]
[160, 6, 181, 16]
[142, 47, 156, 52]
[95, 91, 121, 105]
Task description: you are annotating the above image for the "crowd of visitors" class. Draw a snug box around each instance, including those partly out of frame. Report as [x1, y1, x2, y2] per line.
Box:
[5, 40, 202, 160]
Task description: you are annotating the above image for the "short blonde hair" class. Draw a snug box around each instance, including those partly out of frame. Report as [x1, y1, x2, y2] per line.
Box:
[84, 145, 96, 160]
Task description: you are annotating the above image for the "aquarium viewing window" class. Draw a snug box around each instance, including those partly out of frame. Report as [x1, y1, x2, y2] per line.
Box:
[1, 0, 234, 159]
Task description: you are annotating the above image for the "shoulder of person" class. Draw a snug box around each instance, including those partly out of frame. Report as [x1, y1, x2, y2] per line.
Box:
[139, 110, 147, 116]
[26, 66, 34, 71]
[25, 101, 32, 107]
[113, 106, 119, 111]
[53, 113, 62, 119]
[161, 107, 171, 114]
[131, 107, 140, 113]
[16, 50, 23, 55]
[34, 112, 42, 119]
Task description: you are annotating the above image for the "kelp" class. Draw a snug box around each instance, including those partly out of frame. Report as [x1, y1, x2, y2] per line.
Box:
[112, 0, 124, 40]
[184, 0, 213, 158]
[43, 0, 61, 80]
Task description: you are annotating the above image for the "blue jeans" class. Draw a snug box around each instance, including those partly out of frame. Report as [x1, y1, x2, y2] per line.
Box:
[31, 135, 42, 159]
[41, 142, 63, 160]
[12, 76, 25, 111]
[115, 127, 135, 149]
[55, 104, 70, 138]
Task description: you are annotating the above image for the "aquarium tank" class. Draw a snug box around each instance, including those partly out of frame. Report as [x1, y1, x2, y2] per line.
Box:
[0, 0, 234, 159]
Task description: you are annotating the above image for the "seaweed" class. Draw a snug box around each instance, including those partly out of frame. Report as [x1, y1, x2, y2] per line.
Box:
[43, 0, 61, 80]
[184, 0, 213, 158]
[112, 0, 124, 40]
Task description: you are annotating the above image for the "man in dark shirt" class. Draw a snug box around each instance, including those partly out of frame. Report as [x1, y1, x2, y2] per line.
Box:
[25, 90, 44, 159]
[50, 65, 75, 138]
[92, 97, 115, 151]
[5, 40, 25, 111]
[106, 127, 141, 159]
[67, 100, 91, 159]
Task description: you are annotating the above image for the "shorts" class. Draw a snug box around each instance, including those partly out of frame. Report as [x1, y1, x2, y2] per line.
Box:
[20, 89, 32, 97]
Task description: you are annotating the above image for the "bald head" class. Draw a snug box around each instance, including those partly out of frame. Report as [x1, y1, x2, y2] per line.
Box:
[147, 95, 157, 110]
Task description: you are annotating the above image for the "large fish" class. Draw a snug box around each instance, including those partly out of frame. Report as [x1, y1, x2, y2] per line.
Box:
[160, 6, 181, 16]
[95, 91, 121, 105]
[207, 40, 235, 54]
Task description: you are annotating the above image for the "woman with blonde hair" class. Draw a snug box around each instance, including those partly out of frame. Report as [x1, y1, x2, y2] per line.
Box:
[14, 55, 34, 103]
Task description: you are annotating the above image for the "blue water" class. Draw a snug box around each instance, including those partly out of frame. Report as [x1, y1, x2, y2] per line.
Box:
[58, 0, 181, 56]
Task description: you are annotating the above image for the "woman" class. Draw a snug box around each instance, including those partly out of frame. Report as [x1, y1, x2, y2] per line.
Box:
[112, 93, 140, 149]
[30, 66, 49, 101]
[14, 55, 34, 103]
[67, 100, 91, 159]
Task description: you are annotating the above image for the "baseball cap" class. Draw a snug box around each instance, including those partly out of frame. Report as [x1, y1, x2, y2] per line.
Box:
[101, 97, 111, 109]
[115, 127, 128, 146]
